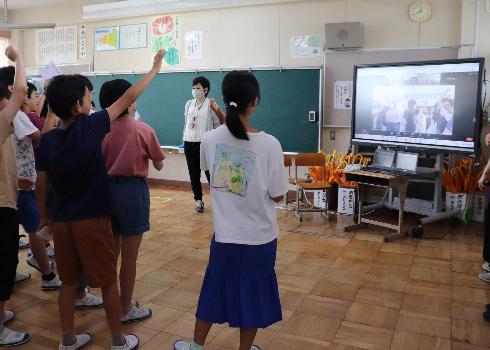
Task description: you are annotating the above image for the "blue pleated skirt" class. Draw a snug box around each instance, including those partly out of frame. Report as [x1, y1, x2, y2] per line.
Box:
[196, 236, 282, 329]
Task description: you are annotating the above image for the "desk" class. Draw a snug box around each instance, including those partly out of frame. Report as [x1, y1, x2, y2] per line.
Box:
[344, 170, 409, 242]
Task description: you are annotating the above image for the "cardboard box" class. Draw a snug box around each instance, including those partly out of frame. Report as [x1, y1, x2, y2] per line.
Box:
[338, 187, 356, 215]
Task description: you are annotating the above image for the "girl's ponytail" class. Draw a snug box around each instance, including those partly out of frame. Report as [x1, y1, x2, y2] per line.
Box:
[225, 101, 248, 140]
[222, 71, 260, 141]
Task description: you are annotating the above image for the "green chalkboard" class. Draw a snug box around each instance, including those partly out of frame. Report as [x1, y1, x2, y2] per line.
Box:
[89, 69, 319, 152]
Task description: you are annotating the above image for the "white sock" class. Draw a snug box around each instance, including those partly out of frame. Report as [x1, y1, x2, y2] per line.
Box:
[190, 342, 204, 350]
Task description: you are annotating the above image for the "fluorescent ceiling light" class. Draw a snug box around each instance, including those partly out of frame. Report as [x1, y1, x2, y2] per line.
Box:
[0, 23, 55, 29]
[83, 0, 245, 21]
[1, 0, 55, 29]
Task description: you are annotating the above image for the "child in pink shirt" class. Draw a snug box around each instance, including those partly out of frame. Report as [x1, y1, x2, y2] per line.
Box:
[100, 79, 165, 324]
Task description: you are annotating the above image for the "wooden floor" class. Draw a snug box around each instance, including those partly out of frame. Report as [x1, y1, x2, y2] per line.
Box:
[9, 186, 490, 350]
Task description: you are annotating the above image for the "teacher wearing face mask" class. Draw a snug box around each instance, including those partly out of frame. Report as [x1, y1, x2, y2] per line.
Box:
[183, 76, 225, 213]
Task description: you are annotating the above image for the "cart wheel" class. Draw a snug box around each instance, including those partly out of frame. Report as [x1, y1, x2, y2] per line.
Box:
[353, 215, 358, 223]
[412, 227, 424, 238]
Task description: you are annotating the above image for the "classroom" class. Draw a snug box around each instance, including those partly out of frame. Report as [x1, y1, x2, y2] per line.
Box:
[0, 0, 490, 349]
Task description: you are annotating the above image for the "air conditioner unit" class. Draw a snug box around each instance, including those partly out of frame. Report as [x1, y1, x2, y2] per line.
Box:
[325, 22, 363, 50]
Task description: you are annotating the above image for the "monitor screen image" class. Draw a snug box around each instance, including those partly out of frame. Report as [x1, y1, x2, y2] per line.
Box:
[373, 149, 396, 169]
[395, 152, 418, 172]
[351, 58, 485, 153]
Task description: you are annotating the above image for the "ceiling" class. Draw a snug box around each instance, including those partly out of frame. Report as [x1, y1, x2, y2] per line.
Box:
[3, 0, 312, 11]
[1, 0, 121, 10]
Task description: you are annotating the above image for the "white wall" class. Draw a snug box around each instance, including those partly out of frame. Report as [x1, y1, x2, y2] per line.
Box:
[9, 0, 482, 181]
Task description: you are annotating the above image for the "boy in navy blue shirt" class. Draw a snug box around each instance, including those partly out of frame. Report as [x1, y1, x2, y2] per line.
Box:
[35, 50, 164, 350]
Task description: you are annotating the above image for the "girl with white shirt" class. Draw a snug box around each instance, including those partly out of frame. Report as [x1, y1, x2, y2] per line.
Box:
[183, 77, 225, 213]
[174, 71, 288, 350]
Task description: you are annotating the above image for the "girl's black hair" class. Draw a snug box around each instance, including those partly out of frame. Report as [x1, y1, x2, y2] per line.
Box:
[221, 71, 260, 141]
[192, 76, 210, 97]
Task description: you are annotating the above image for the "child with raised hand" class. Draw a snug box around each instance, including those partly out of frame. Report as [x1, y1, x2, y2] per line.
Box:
[0, 46, 31, 347]
[10, 78, 61, 291]
[174, 71, 289, 350]
[99, 78, 165, 324]
[35, 49, 165, 350]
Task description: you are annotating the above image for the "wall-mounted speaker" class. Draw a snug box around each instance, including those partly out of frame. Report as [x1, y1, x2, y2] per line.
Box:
[325, 22, 364, 50]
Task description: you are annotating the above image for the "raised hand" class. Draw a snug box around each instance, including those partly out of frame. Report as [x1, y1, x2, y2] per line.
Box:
[210, 98, 220, 113]
[153, 49, 166, 70]
[5, 45, 18, 62]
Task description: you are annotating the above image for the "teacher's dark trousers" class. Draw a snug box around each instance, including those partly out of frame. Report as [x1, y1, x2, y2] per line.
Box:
[184, 141, 210, 201]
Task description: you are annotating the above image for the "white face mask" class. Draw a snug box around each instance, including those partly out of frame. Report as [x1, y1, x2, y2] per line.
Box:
[192, 88, 205, 100]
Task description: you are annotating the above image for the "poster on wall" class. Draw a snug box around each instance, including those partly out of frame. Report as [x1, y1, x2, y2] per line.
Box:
[289, 35, 321, 59]
[79, 24, 88, 59]
[151, 15, 181, 66]
[334, 81, 353, 110]
[120, 24, 147, 49]
[95, 26, 120, 51]
[185, 31, 203, 60]
[36, 26, 78, 65]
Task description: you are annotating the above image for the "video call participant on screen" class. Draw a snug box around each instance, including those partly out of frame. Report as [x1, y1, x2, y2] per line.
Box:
[385, 103, 402, 132]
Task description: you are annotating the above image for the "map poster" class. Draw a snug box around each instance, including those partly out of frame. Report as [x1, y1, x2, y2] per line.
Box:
[151, 15, 181, 66]
[95, 26, 120, 51]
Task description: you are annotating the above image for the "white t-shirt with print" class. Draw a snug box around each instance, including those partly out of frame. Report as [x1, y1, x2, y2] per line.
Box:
[12, 111, 38, 184]
[200, 125, 288, 245]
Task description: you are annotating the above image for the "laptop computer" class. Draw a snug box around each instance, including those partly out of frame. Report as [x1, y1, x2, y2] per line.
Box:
[394, 151, 418, 175]
[364, 149, 396, 171]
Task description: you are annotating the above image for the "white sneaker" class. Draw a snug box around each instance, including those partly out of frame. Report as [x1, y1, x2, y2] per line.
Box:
[195, 200, 204, 213]
[479, 272, 490, 282]
[58, 333, 93, 350]
[18, 240, 30, 249]
[174, 340, 191, 350]
[121, 305, 152, 324]
[0, 327, 31, 346]
[75, 293, 104, 309]
[46, 245, 55, 258]
[111, 334, 139, 350]
[483, 262, 490, 272]
[251, 346, 262, 350]
[41, 275, 62, 291]
[14, 272, 32, 283]
[2, 310, 15, 324]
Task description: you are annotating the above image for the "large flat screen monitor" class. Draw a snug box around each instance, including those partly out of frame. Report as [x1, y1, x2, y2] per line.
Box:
[351, 58, 485, 154]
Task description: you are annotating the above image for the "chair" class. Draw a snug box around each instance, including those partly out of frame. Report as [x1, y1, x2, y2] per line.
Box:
[293, 153, 331, 222]
[282, 155, 295, 208]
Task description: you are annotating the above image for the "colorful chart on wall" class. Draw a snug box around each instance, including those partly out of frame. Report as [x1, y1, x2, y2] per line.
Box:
[151, 15, 181, 65]
[95, 26, 120, 51]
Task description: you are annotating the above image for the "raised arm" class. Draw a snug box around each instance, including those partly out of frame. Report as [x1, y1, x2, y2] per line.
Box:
[0, 46, 28, 124]
[41, 106, 59, 135]
[35, 80, 49, 116]
[106, 49, 165, 121]
[210, 98, 226, 125]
